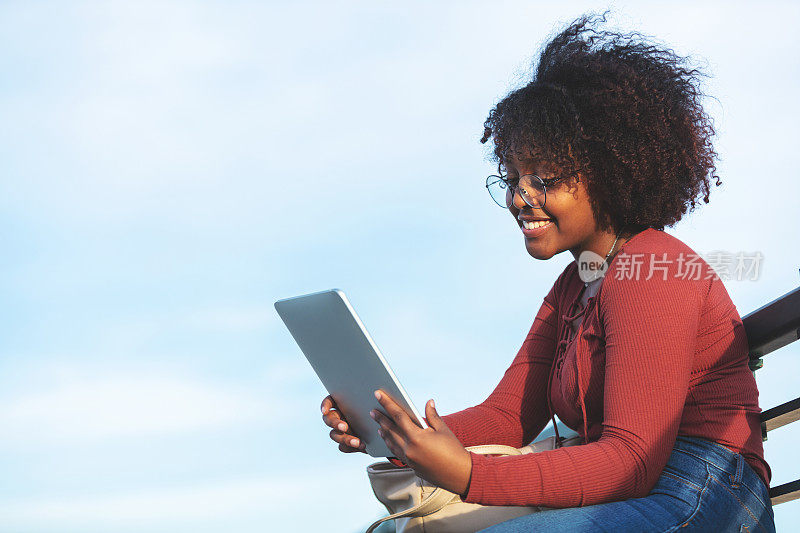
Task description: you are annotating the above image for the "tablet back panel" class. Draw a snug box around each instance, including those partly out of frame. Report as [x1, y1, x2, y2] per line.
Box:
[274, 289, 425, 458]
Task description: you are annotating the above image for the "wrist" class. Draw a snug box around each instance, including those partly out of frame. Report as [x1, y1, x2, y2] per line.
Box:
[458, 451, 473, 498]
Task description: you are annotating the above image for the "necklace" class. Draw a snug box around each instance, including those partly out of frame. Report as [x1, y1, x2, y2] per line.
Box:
[583, 230, 623, 286]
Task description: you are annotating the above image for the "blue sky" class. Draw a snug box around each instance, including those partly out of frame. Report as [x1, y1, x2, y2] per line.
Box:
[1, 1, 798, 531]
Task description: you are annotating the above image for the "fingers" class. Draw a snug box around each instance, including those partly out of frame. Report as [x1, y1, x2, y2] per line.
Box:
[377, 426, 405, 460]
[321, 395, 335, 413]
[424, 399, 445, 432]
[322, 395, 365, 453]
[339, 441, 366, 454]
[321, 395, 351, 433]
[371, 407, 408, 464]
[329, 428, 366, 453]
[321, 395, 338, 427]
[322, 409, 348, 432]
[370, 408, 402, 440]
[374, 390, 420, 433]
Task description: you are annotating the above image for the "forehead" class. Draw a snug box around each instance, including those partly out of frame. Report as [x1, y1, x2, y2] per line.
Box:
[501, 154, 552, 175]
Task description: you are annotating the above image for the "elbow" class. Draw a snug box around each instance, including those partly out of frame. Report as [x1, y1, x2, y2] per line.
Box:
[596, 462, 652, 504]
[590, 436, 660, 504]
[627, 476, 656, 500]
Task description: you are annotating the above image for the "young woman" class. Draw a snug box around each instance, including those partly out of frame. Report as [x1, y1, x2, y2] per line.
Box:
[321, 12, 775, 532]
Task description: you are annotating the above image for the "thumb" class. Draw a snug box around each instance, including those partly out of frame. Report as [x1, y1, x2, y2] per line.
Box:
[425, 399, 447, 431]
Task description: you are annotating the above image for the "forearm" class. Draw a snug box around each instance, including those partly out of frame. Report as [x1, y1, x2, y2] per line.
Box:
[443, 399, 549, 448]
[462, 426, 662, 507]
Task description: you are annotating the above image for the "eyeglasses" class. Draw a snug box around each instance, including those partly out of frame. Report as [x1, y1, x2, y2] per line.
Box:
[485, 173, 573, 209]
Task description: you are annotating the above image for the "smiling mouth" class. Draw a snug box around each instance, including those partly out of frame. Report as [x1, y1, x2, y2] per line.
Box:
[520, 219, 555, 238]
[521, 220, 553, 230]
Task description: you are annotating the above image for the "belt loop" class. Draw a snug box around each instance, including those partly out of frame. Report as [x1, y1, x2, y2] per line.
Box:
[730, 454, 744, 489]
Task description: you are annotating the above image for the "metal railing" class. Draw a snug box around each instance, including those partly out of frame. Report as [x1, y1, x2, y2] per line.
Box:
[743, 284, 800, 505]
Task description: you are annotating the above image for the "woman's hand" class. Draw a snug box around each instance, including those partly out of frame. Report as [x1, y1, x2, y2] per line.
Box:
[321, 395, 366, 453]
[371, 390, 472, 496]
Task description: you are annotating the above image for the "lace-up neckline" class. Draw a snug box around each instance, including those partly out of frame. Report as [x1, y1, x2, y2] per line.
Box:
[567, 277, 604, 336]
[546, 270, 606, 445]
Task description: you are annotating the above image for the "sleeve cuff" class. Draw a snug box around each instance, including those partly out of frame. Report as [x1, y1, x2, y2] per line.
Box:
[462, 451, 489, 503]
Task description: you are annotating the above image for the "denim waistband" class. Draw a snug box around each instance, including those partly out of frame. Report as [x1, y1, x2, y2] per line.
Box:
[672, 435, 749, 480]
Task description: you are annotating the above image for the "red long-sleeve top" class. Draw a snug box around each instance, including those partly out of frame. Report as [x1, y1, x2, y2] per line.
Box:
[442, 228, 770, 508]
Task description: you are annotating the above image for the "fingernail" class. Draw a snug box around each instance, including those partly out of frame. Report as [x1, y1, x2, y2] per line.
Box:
[374, 390, 381, 400]
[351, 438, 359, 447]
[430, 399, 435, 409]
[378, 429, 384, 437]
[338, 422, 346, 431]
[321, 406, 327, 414]
[370, 410, 377, 420]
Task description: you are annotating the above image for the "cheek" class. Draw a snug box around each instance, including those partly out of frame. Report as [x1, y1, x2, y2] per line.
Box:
[547, 186, 592, 226]
[571, 196, 598, 227]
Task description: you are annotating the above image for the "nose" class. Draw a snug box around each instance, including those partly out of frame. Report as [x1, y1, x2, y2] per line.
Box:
[510, 185, 528, 210]
[509, 183, 544, 210]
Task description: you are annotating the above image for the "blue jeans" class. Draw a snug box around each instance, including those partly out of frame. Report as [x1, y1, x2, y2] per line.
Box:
[479, 436, 775, 532]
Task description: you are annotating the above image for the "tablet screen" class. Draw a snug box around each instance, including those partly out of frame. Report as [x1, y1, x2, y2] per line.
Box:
[275, 289, 426, 458]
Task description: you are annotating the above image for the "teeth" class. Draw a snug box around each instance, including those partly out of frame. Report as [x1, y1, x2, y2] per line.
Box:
[523, 220, 552, 230]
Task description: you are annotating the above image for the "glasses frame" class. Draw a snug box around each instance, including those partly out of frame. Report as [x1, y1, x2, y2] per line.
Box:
[485, 173, 573, 209]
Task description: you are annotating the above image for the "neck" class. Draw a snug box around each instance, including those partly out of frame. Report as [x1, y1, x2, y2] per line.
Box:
[569, 227, 633, 264]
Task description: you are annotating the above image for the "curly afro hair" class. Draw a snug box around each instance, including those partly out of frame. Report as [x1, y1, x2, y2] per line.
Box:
[480, 11, 721, 233]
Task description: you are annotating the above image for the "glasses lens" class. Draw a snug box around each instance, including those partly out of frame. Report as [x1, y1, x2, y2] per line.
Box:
[518, 175, 546, 208]
[486, 176, 510, 207]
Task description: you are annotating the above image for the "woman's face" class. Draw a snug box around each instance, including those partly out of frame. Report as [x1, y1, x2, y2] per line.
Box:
[503, 154, 605, 262]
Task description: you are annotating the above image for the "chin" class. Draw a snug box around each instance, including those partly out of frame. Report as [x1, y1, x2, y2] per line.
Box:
[525, 240, 558, 260]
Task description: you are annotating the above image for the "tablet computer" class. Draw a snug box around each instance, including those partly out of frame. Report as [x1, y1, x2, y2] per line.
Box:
[274, 289, 427, 458]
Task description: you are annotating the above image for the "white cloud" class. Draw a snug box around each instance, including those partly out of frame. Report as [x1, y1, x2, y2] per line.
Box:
[122, 304, 280, 335]
[0, 374, 269, 444]
[183, 305, 277, 332]
[0, 467, 383, 533]
[0, 477, 301, 523]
